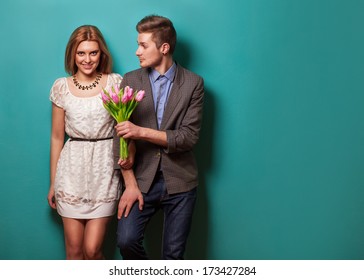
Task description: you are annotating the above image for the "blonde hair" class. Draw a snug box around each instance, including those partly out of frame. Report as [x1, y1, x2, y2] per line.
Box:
[64, 25, 113, 75]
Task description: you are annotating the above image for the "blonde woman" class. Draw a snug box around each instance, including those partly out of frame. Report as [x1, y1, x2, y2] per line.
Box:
[47, 25, 136, 259]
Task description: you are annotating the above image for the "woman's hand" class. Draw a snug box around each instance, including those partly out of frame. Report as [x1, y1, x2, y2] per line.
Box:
[117, 186, 144, 219]
[47, 185, 57, 209]
[118, 140, 136, 169]
[118, 168, 143, 218]
[118, 157, 133, 169]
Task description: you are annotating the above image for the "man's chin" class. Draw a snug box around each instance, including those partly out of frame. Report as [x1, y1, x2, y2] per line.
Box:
[139, 61, 148, 68]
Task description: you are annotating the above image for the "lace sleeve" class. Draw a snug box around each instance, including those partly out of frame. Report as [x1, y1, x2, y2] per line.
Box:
[108, 73, 123, 88]
[49, 78, 66, 108]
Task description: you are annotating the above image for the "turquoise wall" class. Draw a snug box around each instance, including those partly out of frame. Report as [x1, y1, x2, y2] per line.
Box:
[1, 0, 364, 260]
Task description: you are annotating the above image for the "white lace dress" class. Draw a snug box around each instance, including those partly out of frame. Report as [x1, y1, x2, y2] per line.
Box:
[50, 73, 122, 219]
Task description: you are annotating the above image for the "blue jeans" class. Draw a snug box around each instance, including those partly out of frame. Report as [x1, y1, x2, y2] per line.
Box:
[116, 172, 197, 260]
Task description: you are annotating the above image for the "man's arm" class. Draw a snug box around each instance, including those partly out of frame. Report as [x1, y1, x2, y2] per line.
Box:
[116, 75, 204, 152]
[115, 122, 167, 148]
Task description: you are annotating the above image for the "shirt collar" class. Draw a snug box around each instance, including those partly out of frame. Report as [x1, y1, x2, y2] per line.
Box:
[149, 62, 177, 83]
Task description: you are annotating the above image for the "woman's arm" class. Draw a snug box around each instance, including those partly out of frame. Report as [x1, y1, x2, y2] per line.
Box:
[118, 168, 144, 219]
[48, 104, 65, 209]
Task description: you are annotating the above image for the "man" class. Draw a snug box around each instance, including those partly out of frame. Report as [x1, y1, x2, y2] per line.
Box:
[115, 15, 204, 260]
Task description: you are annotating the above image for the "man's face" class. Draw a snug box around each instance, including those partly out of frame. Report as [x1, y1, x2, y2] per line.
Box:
[136, 32, 163, 69]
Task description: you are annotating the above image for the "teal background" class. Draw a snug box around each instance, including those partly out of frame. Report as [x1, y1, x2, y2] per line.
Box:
[1, 0, 364, 260]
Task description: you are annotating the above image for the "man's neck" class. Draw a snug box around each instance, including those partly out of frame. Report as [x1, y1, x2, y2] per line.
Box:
[154, 56, 174, 75]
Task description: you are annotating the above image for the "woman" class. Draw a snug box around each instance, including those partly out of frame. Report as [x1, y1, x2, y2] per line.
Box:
[47, 25, 135, 259]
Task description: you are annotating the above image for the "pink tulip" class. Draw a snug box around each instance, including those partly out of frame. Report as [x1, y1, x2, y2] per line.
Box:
[135, 90, 145, 102]
[121, 87, 134, 103]
[121, 93, 129, 103]
[113, 85, 120, 95]
[101, 92, 110, 103]
[124, 86, 134, 101]
[110, 91, 119, 103]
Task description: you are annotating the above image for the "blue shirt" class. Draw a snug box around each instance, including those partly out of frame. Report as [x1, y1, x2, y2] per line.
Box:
[149, 62, 176, 128]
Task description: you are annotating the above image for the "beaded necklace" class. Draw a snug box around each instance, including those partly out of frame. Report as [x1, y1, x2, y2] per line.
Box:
[72, 72, 102, 90]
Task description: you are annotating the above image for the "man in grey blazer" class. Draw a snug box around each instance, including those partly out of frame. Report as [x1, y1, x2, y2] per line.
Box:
[114, 15, 204, 259]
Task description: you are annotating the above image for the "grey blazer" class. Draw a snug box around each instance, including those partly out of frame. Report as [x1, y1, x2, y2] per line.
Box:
[114, 63, 204, 194]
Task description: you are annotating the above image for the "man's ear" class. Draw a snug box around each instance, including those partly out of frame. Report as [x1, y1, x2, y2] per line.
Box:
[161, 43, 170, 55]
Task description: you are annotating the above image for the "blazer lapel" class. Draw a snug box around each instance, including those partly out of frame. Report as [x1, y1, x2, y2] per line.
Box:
[141, 68, 158, 129]
[160, 65, 184, 129]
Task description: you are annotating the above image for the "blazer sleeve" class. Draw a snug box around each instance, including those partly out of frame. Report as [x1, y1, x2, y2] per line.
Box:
[165, 73, 204, 153]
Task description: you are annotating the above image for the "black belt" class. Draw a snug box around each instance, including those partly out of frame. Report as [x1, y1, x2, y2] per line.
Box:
[69, 136, 113, 142]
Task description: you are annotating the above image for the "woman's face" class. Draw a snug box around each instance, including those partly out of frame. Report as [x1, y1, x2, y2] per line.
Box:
[75, 40, 100, 76]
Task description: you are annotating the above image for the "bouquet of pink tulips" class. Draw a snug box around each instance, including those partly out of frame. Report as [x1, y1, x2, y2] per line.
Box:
[100, 85, 145, 160]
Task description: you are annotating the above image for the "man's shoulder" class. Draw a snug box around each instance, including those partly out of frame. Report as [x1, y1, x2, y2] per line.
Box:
[176, 64, 204, 83]
[124, 67, 146, 78]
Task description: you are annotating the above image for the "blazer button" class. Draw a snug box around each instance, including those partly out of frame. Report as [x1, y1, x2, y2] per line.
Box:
[156, 152, 161, 157]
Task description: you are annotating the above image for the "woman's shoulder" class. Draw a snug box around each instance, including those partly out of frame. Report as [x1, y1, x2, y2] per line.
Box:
[49, 77, 69, 107]
[108, 73, 123, 84]
[50, 77, 68, 93]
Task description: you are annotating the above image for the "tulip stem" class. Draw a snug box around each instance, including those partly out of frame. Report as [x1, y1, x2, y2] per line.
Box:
[120, 137, 129, 160]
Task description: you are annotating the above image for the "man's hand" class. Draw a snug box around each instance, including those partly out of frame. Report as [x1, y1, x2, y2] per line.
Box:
[115, 121, 141, 140]
[116, 121, 168, 148]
